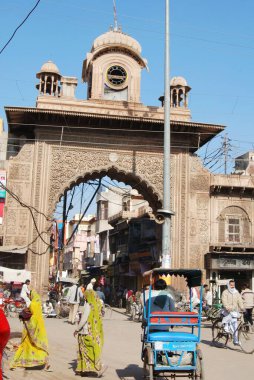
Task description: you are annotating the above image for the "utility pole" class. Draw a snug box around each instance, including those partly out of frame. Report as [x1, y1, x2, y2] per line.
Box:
[59, 191, 67, 278]
[223, 133, 229, 175]
[160, 0, 173, 268]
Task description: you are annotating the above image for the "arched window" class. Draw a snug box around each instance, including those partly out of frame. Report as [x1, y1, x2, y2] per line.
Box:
[217, 206, 251, 244]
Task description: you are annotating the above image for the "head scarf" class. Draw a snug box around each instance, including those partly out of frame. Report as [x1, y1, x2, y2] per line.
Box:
[25, 290, 49, 353]
[227, 280, 237, 294]
[84, 290, 104, 347]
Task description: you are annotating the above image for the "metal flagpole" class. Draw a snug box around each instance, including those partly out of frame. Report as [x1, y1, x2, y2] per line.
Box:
[161, 0, 173, 269]
[113, 0, 118, 31]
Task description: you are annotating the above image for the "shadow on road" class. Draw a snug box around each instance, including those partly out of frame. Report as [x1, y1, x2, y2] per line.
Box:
[201, 339, 224, 348]
[68, 359, 77, 372]
[116, 364, 143, 380]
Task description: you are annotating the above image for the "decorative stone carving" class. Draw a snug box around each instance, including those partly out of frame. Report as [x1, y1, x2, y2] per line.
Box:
[12, 144, 34, 162]
[189, 244, 203, 269]
[13, 236, 27, 246]
[198, 220, 209, 244]
[18, 210, 30, 236]
[190, 218, 197, 236]
[8, 163, 32, 181]
[6, 212, 18, 234]
[47, 146, 164, 214]
[190, 175, 209, 191]
[6, 182, 31, 205]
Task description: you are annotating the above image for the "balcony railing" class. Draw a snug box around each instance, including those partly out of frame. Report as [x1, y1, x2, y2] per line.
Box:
[108, 206, 153, 224]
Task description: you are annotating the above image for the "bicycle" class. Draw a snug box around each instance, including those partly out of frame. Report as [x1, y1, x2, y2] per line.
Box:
[203, 305, 222, 322]
[212, 313, 254, 354]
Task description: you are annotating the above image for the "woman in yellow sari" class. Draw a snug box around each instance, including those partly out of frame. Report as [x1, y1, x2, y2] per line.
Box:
[74, 289, 105, 376]
[10, 290, 51, 371]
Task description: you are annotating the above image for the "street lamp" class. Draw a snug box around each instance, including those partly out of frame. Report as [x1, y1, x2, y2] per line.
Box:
[161, 0, 174, 268]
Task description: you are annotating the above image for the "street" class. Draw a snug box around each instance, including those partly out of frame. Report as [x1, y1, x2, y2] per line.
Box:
[3, 310, 254, 380]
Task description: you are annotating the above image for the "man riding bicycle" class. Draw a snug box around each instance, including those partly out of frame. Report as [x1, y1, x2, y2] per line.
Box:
[221, 279, 244, 346]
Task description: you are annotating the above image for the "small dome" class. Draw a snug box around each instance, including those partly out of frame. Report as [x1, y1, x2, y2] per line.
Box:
[37, 60, 61, 78]
[92, 30, 142, 55]
[170, 76, 188, 87]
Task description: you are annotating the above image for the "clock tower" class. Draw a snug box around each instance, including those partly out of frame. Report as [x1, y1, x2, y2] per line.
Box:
[82, 27, 147, 103]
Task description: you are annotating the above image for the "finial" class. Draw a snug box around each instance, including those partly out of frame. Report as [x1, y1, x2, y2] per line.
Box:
[113, 0, 118, 31]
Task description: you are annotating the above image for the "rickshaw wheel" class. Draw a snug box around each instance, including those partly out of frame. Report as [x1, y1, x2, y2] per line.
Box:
[143, 353, 154, 380]
[193, 355, 205, 379]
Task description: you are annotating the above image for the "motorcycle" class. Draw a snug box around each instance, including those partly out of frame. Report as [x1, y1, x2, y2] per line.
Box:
[3, 297, 26, 315]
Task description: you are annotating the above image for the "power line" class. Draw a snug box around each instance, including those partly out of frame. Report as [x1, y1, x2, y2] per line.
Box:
[93, 182, 147, 207]
[0, 0, 41, 55]
[0, 181, 51, 221]
[66, 179, 101, 246]
[6, 122, 222, 136]
[0, 181, 53, 249]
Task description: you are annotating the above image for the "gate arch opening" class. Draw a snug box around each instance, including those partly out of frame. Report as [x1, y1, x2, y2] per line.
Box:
[52, 166, 162, 216]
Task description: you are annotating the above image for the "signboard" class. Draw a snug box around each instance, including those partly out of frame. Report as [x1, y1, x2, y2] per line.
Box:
[207, 255, 254, 270]
[219, 257, 252, 269]
[0, 171, 6, 198]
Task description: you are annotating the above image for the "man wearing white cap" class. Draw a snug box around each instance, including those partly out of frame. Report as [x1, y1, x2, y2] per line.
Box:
[86, 278, 96, 290]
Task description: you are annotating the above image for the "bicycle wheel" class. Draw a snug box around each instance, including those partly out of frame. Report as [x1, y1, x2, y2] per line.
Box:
[212, 319, 228, 345]
[239, 323, 254, 354]
[103, 304, 112, 319]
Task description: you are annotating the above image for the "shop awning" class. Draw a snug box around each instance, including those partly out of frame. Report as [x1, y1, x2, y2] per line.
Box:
[0, 246, 27, 254]
[0, 266, 31, 282]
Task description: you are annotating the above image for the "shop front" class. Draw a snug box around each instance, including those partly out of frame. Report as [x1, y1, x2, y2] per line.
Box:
[205, 252, 254, 295]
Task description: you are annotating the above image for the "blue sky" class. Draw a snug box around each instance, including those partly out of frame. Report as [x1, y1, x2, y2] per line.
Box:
[1, 0, 254, 216]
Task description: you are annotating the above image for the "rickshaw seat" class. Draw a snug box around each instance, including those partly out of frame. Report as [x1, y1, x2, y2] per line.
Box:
[150, 311, 199, 324]
[148, 331, 198, 342]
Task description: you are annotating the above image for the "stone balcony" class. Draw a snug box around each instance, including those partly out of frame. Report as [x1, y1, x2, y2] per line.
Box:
[108, 206, 154, 224]
[210, 174, 254, 196]
[209, 242, 254, 253]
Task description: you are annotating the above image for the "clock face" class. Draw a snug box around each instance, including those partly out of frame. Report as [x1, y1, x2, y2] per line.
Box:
[106, 65, 127, 87]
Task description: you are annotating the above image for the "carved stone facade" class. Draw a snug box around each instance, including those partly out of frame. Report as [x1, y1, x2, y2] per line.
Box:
[3, 27, 230, 292]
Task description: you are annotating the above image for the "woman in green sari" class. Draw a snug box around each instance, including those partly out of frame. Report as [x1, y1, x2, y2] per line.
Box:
[74, 289, 105, 376]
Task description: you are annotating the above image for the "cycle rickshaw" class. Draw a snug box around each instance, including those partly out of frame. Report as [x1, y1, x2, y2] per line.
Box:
[141, 268, 204, 379]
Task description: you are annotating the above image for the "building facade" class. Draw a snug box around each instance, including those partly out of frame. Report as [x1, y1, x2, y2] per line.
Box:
[3, 25, 253, 293]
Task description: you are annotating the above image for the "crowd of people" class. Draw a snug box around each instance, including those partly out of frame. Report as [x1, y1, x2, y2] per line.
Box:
[0, 276, 253, 379]
[0, 278, 107, 378]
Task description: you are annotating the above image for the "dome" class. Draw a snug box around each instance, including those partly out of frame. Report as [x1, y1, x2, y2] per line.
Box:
[92, 30, 142, 55]
[36, 60, 61, 78]
[170, 76, 188, 87]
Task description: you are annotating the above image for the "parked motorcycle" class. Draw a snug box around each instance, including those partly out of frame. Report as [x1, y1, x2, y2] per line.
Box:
[3, 297, 26, 315]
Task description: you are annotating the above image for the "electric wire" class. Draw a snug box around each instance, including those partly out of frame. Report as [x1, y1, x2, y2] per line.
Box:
[0, 0, 41, 55]
[91, 182, 147, 208]
[0, 181, 53, 252]
[0, 181, 52, 221]
[6, 122, 222, 135]
[65, 179, 101, 246]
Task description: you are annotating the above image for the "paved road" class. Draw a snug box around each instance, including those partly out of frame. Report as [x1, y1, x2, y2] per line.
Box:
[3, 310, 254, 379]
